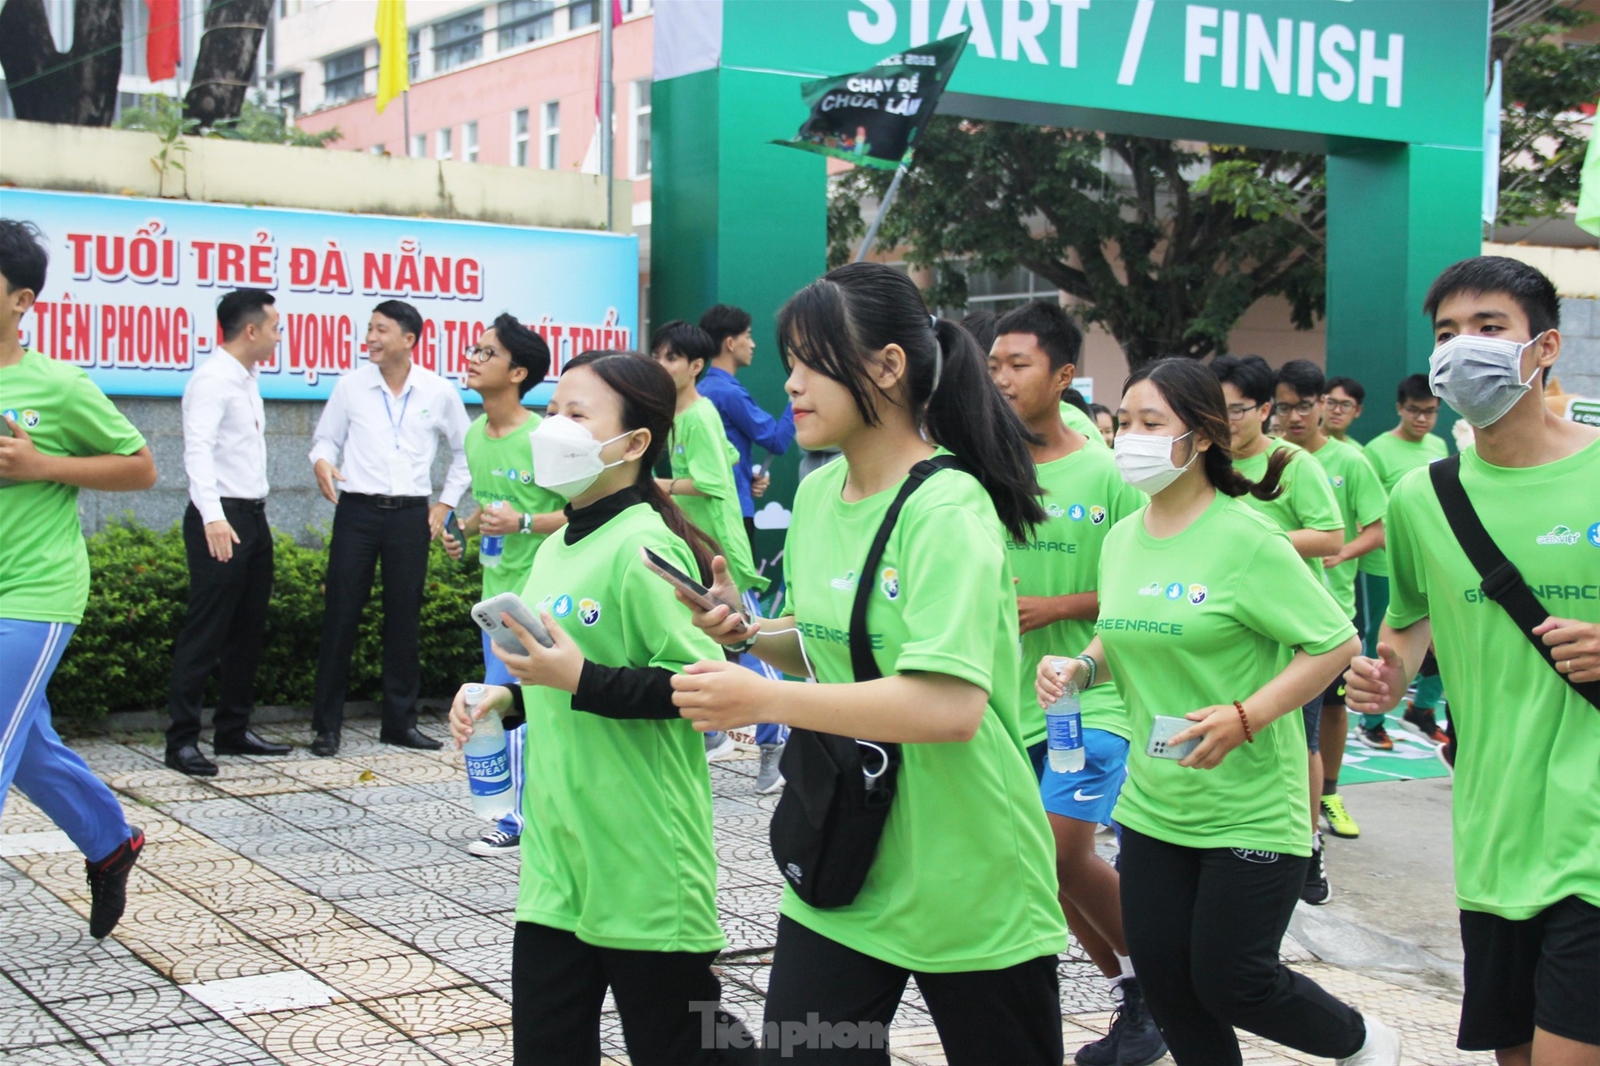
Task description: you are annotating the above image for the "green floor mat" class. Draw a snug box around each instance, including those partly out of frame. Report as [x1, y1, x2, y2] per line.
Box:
[1339, 709, 1451, 785]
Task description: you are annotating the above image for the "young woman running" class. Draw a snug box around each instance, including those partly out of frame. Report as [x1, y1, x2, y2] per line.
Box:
[672, 263, 1067, 1065]
[1036, 358, 1397, 1066]
[448, 351, 754, 1066]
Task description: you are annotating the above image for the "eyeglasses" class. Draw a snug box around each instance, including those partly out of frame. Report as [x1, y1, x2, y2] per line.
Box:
[467, 345, 504, 364]
[1325, 399, 1358, 413]
[1226, 403, 1260, 420]
[1401, 404, 1439, 418]
[1277, 399, 1319, 416]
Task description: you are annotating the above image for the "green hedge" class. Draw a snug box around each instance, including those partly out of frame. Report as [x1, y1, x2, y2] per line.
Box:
[51, 519, 485, 723]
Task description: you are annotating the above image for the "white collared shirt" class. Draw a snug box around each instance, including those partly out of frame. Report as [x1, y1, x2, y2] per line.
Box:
[308, 361, 471, 506]
[182, 349, 269, 524]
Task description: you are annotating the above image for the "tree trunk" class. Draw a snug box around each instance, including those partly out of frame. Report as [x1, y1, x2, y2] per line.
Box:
[0, 0, 123, 126]
[183, 0, 272, 128]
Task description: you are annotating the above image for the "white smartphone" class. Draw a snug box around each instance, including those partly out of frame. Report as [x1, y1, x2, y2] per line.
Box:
[1146, 715, 1201, 761]
[640, 545, 728, 614]
[472, 592, 554, 653]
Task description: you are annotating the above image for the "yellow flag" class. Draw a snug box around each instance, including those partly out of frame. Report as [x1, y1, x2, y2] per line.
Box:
[375, 0, 409, 114]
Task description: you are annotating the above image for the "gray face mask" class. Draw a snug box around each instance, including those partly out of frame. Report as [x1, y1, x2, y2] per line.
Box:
[1427, 331, 1546, 429]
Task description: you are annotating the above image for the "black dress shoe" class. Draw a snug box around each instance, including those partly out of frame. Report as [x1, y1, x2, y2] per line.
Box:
[380, 726, 443, 751]
[165, 745, 218, 777]
[310, 731, 340, 757]
[214, 729, 292, 757]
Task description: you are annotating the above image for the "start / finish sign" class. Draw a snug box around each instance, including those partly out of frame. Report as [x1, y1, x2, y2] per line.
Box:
[718, 0, 1486, 149]
[4, 188, 639, 403]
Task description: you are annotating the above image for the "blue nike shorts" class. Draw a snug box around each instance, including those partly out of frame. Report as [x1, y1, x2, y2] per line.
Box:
[1040, 728, 1130, 824]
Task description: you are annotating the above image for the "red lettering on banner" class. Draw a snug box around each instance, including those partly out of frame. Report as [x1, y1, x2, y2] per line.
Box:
[100, 306, 116, 364]
[193, 241, 217, 285]
[116, 305, 135, 364]
[95, 236, 127, 281]
[394, 253, 421, 294]
[416, 318, 436, 367]
[289, 247, 317, 290]
[319, 243, 351, 293]
[68, 233, 93, 280]
[248, 231, 277, 287]
[174, 307, 191, 366]
[284, 312, 354, 384]
[456, 260, 481, 298]
[135, 306, 154, 365]
[218, 243, 245, 284]
[361, 239, 483, 300]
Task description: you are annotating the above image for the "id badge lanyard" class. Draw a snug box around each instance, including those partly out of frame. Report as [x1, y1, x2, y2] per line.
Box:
[381, 388, 412, 496]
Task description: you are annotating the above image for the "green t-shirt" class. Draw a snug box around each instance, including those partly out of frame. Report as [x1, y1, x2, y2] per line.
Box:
[0, 351, 147, 625]
[514, 501, 727, 952]
[1060, 401, 1108, 446]
[1359, 430, 1448, 577]
[1385, 439, 1600, 920]
[464, 412, 566, 600]
[1233, 437, 1343, 584]
[1097, 493, 1354, 855]
[1303, 436, 1388, 620]
[781, 457, 1065, 972]
[670, 396, 768, 593]
[1008, 444, 1143, 745]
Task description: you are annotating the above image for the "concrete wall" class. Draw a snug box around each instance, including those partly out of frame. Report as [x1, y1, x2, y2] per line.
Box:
[0, 120, 630, 232]
[80, 399, 479, 544]
[1556, 297, 1600, 399]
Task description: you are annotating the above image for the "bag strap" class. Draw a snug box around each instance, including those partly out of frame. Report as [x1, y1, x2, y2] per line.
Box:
[849, 455, 963, 683]
[1429, 455, 1600, 710]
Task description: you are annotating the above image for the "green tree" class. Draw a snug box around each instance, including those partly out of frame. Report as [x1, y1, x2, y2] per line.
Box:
[117, 92, 340, 149]
[1492, 2, 1600, 228]
[829, 121, 1325, 370]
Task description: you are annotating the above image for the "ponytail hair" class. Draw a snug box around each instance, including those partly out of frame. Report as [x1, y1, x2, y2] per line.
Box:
[561, 350, 720, 582]
[1122, 358, 1289, 501]
[777, 262, 1045, 542]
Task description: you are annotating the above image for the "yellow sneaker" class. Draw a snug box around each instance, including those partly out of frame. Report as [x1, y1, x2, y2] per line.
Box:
[1321, 794, 1360, 839]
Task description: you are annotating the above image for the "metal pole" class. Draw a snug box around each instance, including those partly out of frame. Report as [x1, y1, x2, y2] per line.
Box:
[600, 5, 615, 231]
[403, 90, 411, 156]
[854, 165, 907, 263]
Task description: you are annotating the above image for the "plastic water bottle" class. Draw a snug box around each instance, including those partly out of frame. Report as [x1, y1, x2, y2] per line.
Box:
[479, 503, 505, 569]
[1045, 660, 1086, 773]
[461, 684, 514, 820]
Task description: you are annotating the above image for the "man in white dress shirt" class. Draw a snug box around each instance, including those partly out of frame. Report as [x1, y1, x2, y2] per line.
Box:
[307, 299, 469, 756]
[165, 289, 290, 776]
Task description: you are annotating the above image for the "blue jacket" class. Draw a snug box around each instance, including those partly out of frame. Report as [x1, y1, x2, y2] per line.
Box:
[698, 366, 796, 517]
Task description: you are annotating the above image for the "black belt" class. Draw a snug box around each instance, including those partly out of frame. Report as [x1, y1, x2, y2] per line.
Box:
[343, 492, 429, 510]
[220, 497, 267, 512]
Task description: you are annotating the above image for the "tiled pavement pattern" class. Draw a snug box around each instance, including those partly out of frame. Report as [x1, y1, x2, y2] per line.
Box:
[2, 719, 1489, 1065]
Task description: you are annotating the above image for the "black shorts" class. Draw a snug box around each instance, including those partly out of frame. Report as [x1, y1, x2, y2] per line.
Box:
[1320, 624, 1356, 706]
[1458, 895, 1600, 1050]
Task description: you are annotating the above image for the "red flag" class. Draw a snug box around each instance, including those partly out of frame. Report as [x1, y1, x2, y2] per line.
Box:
[145, 0, 181, 82]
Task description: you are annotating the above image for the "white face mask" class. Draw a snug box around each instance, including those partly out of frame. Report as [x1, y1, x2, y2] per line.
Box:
[1428, 332, 1545, 429]
[1114, 430, 1195, 495]
[530, 414, 633, 499]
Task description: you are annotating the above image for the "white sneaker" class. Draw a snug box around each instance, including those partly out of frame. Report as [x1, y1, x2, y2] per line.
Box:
[705, 731, 738, 762]
[467, 829, 520, 857]
[1337, 1016, 1401, 1066]
[755, 743, 785, 793]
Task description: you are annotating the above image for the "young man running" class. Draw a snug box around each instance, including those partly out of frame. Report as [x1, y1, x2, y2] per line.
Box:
[1210, 355, 1345, 906]
[1347, 256, 1600, 1066]
[651, 321, 783, 790]
[1275, 361, 1388, 842]
[442, 314, 565, 857]
[991, 302, 1164, 1066]
[0, 219, 156, 939]
[1355, 376, 1450, 751]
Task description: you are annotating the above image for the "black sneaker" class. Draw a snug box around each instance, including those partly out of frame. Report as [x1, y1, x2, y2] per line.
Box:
[1114, 978, 1167, 1066]
[86, 826, 144, 939]
[1075, 1018, 1119, 1066]
[1301, 834, 1332, 906]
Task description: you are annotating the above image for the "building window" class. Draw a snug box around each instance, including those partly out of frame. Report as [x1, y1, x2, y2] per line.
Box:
[276, 72, 302, 114]
[499, 0, 555, 49]
[947, 265, 1058, 317]
[621, 0, 647, 12]
[411, 132, 427, 158]
[323, 47, 367, 103]
[371, 144, 386, 155]
[432, 9, 483, 71]
[437, 127, 453, 160]
[464, 121, 479, 163]
[513, 108, 530, 167]
[628, 79, 651, 178]
[540, 101, 560, 169]
[568, 0, 597, 29]
[408, 30, 421, 80]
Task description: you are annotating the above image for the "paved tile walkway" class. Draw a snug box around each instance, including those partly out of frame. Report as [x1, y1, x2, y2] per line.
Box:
[2, 719, 1488, 1065]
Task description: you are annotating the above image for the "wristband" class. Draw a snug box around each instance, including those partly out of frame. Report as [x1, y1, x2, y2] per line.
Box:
[1073, 654, 1097, 690]
[519, 511, 533, 534]
[1234, 700, 1254, 743]
[726, 631, 759, 655]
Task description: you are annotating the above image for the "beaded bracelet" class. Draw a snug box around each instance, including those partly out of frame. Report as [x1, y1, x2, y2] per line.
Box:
[1233, 700, 1255, 743]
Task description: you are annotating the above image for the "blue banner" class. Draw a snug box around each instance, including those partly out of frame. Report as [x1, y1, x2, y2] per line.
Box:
[1, 188, 639, 404]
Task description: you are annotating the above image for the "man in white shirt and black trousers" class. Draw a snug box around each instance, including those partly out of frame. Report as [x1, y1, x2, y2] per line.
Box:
[166, 289, 290, 776]
[307, 299, 470, 756]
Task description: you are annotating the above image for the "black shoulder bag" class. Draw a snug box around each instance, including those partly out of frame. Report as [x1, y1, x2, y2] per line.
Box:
[769, 455, 962, 908]
[1429, 455, 1600, 711]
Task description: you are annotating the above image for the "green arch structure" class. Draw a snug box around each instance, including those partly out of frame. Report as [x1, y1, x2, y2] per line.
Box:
[651, 0, 1486, 535]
